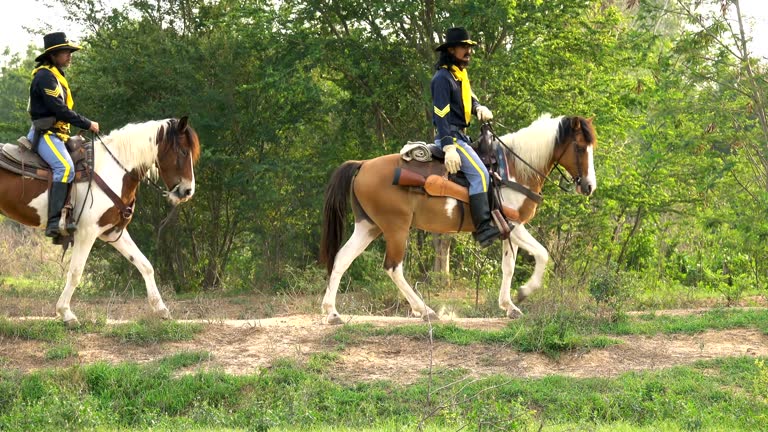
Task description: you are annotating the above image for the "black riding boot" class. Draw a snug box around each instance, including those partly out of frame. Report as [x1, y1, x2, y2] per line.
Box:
[45, 182, 70, 238]
[469, 193, 501, 248]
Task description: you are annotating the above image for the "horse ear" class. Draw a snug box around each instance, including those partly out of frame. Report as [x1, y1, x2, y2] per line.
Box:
[178, 116, 189, 132]
[571, 116, 581, 130]
[587, 116, 595, 124]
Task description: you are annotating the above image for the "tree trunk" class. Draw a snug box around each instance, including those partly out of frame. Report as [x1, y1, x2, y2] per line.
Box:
[432, 234, 451, 274]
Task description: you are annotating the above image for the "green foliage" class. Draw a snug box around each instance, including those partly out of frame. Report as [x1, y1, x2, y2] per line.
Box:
[589, 264, 631, 312]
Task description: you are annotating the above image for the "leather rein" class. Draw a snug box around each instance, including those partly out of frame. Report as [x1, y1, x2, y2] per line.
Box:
[486, 122, 583, 194]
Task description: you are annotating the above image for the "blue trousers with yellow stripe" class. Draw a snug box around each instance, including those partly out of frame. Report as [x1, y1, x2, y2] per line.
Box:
[436, 137, 489, 196]
[27, 126, 74, 183]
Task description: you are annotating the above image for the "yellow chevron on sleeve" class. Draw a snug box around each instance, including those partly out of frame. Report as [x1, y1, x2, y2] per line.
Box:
[44, 87, 61, 97]
[433, 104, 450, 117]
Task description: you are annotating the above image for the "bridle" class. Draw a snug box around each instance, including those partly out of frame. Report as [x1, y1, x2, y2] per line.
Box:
[487, 122, 585, 193]
[87, 126, 191, 239]
[95, 133, 167, 194]
[552, 134, 584, 191]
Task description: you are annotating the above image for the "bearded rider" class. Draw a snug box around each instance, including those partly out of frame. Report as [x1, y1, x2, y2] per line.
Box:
[431, 27, 500, 248]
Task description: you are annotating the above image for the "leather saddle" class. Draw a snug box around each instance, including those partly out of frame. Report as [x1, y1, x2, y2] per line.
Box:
[394, 126, 520, 224]
[0, 135, 92, 182]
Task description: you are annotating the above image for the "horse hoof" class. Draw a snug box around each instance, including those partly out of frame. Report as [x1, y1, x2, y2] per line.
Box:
[422, 312, 440, 322]
[507, 308, 523, 319]
[157, 308, 172, 320]
[64, 318, 80, 328]
[516, 291, 529, 304]
[326, 314, 344, 325]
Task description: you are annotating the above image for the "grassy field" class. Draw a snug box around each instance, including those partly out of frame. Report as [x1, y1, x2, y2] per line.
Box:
[1, 307, 767, 431]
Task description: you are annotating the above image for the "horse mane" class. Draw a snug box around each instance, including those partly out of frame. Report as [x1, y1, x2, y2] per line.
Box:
[102, 119, 171, 170]
[498, 113, 563, 183]
[101, 118, 200, 174]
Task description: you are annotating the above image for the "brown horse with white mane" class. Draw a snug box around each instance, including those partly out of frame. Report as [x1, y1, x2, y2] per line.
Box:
[320, 114, 597, 324]
[0, 117, 200, 326]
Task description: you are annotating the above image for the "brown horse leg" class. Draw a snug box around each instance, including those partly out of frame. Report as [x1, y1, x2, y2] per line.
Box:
[382, 228, 438, 321]
[322, 220, 381, 324]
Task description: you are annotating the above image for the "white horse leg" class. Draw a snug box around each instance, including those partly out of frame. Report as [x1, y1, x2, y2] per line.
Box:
[498, 236, 523, 319]
[101, 229, 170, 319]
[322, 220, 380, 324]
[56, 233, 98, 327]
[510, 224, 549, 303]
[386, 263, 437, 321]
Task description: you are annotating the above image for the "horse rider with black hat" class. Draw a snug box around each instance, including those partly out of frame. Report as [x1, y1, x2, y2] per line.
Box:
[431, 27, 500, 248]
[27, 32, 100, 241]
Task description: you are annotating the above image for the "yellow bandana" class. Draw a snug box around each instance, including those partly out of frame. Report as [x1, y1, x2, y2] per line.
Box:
[32, 65, 74, 137]
[449, 65, 472, 124]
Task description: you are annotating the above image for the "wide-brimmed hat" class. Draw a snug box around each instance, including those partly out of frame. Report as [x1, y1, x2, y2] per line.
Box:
[35, 32, 82, 62]
[435, 27, 477, 52]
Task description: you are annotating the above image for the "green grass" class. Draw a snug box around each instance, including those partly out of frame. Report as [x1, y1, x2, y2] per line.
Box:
[104, 319, 204, 344]
[154, 350, 213, 370]
[44, 343, 78, 360]
[0, 355, 766, 431]
[0, 317, 107, 342]
[328, 308, 768, 359]
[0, 317, 70, 342]
[0, 276, 61, 296]
[2, 308, 768, 430]
[331, 321, 622, 359]
[606, 308, 768, 335]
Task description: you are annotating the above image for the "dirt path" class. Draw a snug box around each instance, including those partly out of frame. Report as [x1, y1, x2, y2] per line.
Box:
[2, 313, 767, 384]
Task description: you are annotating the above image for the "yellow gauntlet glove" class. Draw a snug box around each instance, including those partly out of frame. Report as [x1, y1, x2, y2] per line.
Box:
[476, 105, 493, 122]
[443, 144, 461, 174]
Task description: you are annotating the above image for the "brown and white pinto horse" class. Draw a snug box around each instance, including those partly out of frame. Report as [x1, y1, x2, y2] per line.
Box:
[320, 114, 597, 324]
[0, 117, 200, 326]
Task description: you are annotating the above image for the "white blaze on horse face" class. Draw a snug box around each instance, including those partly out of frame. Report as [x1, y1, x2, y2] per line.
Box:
[188, 156, 196, 196]
[178, 155, 196, 202]
[579, 146, 597, 196]
[165, 157, 196, 205]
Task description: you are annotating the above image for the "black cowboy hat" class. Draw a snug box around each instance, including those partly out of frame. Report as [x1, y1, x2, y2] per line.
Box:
[435, 27, 477, 52]
[35, 32, 82, 62]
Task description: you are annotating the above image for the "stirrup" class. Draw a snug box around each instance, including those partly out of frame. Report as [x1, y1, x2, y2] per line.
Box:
[491, 209, 511, 240]
[60, 204, 77, 236]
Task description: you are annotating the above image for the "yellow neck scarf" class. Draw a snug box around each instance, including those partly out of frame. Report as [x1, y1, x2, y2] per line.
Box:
[32, 65, 74, 109]
[32, 65, 74, 137]
[449, 65, 472, 124]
